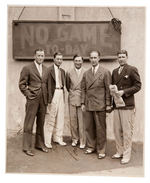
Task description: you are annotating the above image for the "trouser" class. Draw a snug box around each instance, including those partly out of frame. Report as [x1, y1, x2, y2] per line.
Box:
[23, 92, 46, 151]
[69, 104, 86, 145]
[113, 109, 135, 160]
[84, 111, 106, 154]
[44, 89, 64, 146]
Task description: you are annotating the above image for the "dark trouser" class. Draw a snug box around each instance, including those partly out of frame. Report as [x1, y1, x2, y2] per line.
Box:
[23, 92, 46, 151]
[85, 111, 106, 154]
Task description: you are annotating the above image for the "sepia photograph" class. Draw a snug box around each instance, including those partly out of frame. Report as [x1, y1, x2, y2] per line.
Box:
[0, 0, 150, 182]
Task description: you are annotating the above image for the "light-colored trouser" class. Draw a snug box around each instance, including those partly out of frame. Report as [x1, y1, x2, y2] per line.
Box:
[44, 89, 64, 146]
[69, 104, 86, 145]
[113, 109, 135, 160]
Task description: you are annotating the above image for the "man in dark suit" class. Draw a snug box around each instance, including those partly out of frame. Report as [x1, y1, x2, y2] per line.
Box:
[19, 48, 48, 156]
[44, 52, 67, 149]
[81, 51, 112, 159]
[111, 49, 141, 164]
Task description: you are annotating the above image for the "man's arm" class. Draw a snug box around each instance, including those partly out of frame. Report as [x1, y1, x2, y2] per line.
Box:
[19, 66, 30, 98]
[81, 73, 86, 111]
[123, 67, 142, 97]
[47, 71, 53, 104]
[104, 70, 112, 107]
[66, 71, 70, 92]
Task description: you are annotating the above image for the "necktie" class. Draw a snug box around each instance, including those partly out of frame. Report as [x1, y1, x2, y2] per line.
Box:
[93, 67, 95, 76]
[118, 66, 123, 74]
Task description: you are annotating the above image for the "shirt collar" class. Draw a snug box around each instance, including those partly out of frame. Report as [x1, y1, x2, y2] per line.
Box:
[92, 64, 99, 71]
[54, 64, 60, 70]
[75, 67, 82, 72]
[34, 60, 42, 67]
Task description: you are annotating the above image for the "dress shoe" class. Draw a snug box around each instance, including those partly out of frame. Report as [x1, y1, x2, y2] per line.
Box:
[23, 150, 34, 156]
[97, 153, 106, 159]
[45, 143, 52, 149]
[35, 147, 49, 153]
[112, 153, 123, 159]
[121, 158, 130, 164]
[57, 141, 67, 146]
[79, 144, 85, 149]
[42, 147, 49, 153]
[85, 148, 95, 154]
[72, 140, 78, 147]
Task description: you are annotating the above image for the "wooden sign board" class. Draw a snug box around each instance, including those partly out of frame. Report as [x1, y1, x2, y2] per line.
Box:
[13, 21, 121, 60]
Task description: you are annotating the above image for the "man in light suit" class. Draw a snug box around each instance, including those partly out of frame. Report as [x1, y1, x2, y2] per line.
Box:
[111, 50, 141, 164]
[44, 52, 67, 148]
[19, 48, 48, 156]
[81, 51, 112, 159]
[66, 55, 86, 149]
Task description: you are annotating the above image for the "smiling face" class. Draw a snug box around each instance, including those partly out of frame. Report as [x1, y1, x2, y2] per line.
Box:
[118, 53, 127, 66]
[54, 54, 63, 67]
[74, 56, 83, 69]
[90, 51, 100, 67]
[34, 50, 45, 65]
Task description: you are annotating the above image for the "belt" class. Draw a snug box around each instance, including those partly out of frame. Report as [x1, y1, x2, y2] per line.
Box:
[55, 87, 63, 90]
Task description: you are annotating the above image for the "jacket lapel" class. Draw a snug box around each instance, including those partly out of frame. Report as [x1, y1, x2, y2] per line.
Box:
[114, 64, 128, 85]
[32, 62, 41, 79]
[87, 66, 103, 89]
[50, 65, 56, 81]
[73, 68, 84, 90]
[60, 68, 65, 86]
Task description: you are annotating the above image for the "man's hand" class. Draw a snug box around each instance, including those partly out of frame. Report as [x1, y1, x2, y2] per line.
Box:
[116, 90, 124, 97]
[106, 106, 112, 113]
[81, 104, 86, 112]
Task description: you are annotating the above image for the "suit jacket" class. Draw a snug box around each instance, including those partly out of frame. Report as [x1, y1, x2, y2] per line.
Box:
[81, 65, 111, 111]
[47, 64, 65, 103]
[19, 62, 48, 105]
[66, 67, 86, 106]
[112, 64, 141, 109]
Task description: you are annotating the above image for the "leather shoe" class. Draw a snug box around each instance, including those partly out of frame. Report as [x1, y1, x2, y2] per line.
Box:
[41, 148, 49, 153]
[45, 143, 52, 149]
[23, 150, 34, 156]
[58, 141, 67, 146]
[72, 140, 78, 147]
[85, 149, 95, 154]
[79, 144, 85, 149]
[112, 153, 123, 159]
[35, 147, 49, 153]
[121, 158, 130, 164]
[97, 153, 106, 159]
[54, 140, 67, 146]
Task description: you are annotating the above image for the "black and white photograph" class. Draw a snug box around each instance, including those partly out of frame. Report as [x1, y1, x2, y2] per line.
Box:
[0, 0, 150, 182]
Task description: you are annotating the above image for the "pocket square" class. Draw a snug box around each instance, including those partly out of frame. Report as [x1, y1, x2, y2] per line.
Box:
[124, 75, 129, 78]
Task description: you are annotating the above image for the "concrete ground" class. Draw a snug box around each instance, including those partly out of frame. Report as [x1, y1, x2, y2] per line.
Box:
[6, 134, 144, 177]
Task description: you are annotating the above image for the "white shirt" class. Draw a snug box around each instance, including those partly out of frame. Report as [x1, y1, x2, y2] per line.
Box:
[34, 61, 42, 77]
[75, 67, 82, 76]
[54, 64, 62, 88]
[118, 66, 124, 74]
[92, 64, 99, 75]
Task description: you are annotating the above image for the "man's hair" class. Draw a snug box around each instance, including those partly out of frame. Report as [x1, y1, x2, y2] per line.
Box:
[53, 52, 63, 58]
[73, 54, 83, 61]
[90, 50, 101, 57]
[117, 49, 128, 57]
[34, 48, 45, 54]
